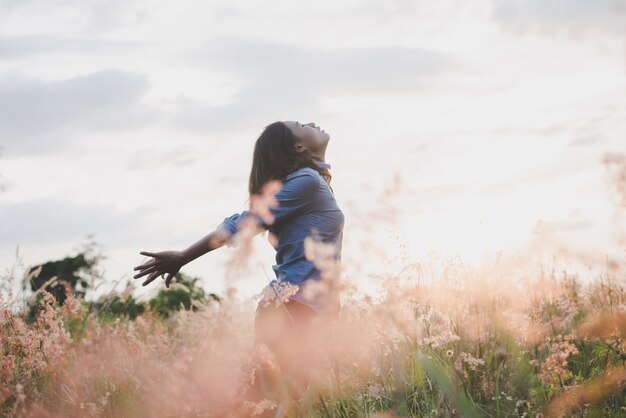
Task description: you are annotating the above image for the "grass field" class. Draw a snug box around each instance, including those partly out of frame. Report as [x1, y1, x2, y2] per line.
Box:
[1, 242, 625, 417]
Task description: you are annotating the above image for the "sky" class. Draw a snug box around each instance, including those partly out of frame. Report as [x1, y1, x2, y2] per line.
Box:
[0, 0, 625, 303]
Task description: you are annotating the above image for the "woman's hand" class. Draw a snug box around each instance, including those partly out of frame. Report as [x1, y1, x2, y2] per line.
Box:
[133, 250, 187, 288]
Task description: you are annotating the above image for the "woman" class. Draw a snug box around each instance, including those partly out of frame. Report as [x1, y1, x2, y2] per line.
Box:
[132, 121, 345, 409]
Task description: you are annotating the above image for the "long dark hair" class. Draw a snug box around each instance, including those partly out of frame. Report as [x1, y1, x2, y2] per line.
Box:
[247, 121, 331, 209]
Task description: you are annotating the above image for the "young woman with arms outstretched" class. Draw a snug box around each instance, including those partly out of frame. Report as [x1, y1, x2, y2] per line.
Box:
[132, 121, 345, 412]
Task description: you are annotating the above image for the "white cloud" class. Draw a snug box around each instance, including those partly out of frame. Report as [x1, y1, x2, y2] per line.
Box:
[0, 197, 152, 246]
[165, 36, 459, 134]
[0, 70, 158, 156]
[490, 0, 626, 39]
[0, 35, 152, 60]
[186, 37, 458, 95]
[0, 0, 149, 35]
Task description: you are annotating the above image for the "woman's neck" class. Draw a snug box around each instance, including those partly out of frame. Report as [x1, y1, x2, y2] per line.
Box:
[312, 151, 326, 163]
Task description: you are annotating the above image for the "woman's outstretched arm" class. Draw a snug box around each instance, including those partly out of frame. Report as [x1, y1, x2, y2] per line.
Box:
[133, 228, 228, 288]
[181, 229, 229, 264]
[134, 170, 318, 287]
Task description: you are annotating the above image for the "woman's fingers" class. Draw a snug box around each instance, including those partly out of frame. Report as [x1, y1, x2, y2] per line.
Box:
[133, 260, 157, 271]
[140, 251, 161, 258]
[134, 265, 159, 279]
[134, 250, 183, 287]
[142, 270, 162, 286]
[165, 273, 174, 288]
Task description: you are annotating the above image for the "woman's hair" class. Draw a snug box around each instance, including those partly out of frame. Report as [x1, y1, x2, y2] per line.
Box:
[247, 121, 331, 209]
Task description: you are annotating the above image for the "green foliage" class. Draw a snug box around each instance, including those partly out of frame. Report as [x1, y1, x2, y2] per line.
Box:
[63, 300, 91, 341]
[26, 253, 96, 300]
[90, 292, 146, 322]
[24, 241, 102, 323]
[414, 352, 484, 418]
[147, 272, 220, 318]
[88, 272, 221, 321]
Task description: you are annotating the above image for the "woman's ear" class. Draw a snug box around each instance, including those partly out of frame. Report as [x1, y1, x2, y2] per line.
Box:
[294, 143, 307, 153]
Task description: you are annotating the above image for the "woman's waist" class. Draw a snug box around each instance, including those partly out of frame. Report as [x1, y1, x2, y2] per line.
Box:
[256, 276, 341, 318]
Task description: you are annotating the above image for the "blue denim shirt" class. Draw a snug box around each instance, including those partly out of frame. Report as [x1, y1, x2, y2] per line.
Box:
[217, 161, 344, 317]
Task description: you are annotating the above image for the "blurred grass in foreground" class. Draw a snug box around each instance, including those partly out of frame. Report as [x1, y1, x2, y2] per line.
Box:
[1, 244, 625, 418]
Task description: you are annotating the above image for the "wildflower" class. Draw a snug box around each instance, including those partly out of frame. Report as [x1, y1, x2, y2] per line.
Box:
[446, 349, 454, 358]
[419, 308, 460, 348]
[539, 335, 579, 386]
[454, 351, 485, 373]
[422, 332, 460, 348]
[234, 362, 258, 397]
[241, 399, 278, 417]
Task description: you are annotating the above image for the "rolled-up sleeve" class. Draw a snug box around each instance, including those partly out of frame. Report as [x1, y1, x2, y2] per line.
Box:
[215, 211, 259, 248]
[217, 211, 253, 236]
[216, 170, 319, 247]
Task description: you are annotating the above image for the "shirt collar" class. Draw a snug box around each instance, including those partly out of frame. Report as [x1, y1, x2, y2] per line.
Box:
[315, 160, 331, 170]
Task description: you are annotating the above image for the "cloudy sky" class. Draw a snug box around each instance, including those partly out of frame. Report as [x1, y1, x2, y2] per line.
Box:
[0, 0, 624, 302]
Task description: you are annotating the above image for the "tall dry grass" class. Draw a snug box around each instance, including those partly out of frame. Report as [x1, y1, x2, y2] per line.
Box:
[2, 249, 624, 417]
[1, 152, 624, 417]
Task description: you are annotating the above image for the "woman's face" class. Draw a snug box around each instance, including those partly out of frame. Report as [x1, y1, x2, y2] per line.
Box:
[284, 120, 330, 157]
